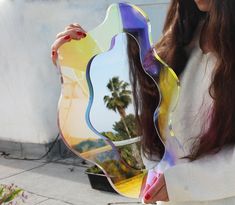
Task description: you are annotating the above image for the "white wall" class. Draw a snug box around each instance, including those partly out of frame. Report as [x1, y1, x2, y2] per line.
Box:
[0, 0, 169, 144]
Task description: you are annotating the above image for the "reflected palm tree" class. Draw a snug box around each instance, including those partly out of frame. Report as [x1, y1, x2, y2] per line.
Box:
[104, 77, 132, 135]
[103, 76, 143, 169]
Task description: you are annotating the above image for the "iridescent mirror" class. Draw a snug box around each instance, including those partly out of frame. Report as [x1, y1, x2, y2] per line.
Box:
[57, 2, 180, 199]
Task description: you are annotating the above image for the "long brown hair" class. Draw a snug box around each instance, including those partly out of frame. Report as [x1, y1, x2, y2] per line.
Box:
[130, 0, 235, 161]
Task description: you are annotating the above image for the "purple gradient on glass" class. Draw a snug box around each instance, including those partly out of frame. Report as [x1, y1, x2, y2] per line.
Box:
[109, 35, 116, 51]
[119, 3, 161, 76]
[164, 150, 176, 166]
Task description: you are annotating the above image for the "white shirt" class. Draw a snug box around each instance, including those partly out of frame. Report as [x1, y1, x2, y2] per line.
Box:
[143, 39, 235, 204]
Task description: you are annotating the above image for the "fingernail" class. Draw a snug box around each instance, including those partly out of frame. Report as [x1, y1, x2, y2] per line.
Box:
[145, 184, 150, 190]
[153, 176, 158, 183]
[64, 35, 70, 40]
[77, 31, 84, 36]
[145, 193, 151, 200]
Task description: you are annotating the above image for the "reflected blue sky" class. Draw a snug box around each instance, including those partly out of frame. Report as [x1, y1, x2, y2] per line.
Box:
[89, 33, 135, 132]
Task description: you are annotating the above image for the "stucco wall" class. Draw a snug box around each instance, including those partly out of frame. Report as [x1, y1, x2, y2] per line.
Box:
[0, 0, 170, 144]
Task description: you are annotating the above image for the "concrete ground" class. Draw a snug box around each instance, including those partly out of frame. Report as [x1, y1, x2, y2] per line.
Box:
[0, 156, 142, 205]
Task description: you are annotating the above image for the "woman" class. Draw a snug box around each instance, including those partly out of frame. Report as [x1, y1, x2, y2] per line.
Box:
[51, 0, 235, 204]
[137, 0, 235, 204]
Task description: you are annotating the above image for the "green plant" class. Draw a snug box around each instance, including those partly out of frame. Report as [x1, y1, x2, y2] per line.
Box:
[86, 165, 103, 174]
[86, 160, 142, 183]
[0, 184, 27, 204]
[103, 77, 143, 169]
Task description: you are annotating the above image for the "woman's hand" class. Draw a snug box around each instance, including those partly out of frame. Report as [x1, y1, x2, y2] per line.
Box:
[51, 23, 86, 65]
[142, 173, 169, 204]
[141, 169, 159, 198]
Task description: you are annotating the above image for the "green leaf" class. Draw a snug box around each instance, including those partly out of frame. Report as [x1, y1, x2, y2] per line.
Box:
[3, 189, 22, 202]
[0, 187, 4, 197]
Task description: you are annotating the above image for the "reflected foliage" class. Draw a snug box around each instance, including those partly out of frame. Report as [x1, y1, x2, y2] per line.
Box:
[73, 139, 106, 153]
[113, 114, 139, 139]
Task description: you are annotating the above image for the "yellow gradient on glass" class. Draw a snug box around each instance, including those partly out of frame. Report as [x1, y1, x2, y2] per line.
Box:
[58, 35, 101, 145]
[157, 64, 180, 142]
[89, 4, 123, 51]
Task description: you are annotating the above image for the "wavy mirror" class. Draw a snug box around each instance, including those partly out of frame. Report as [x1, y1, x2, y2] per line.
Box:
[57, 2, 180, 199]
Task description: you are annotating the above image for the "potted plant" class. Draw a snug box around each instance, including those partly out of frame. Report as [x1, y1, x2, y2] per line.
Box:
[0, 184, 27, 204]
[85, 165, 117, 193]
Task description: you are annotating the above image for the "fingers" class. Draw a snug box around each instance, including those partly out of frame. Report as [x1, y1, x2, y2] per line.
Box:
[51, 50, 58, 66]
[56, 27, 86, 39]
[142, 175, 158, 196]
[141, 184, 151, 198]
[141, 170, 159, 197]
[144, 181, 165, 201]
[144, 183, 166, 202]
[146, 174, 165, 197]
[142, 174, 169, 204]
[62, 23, 86, 38]
[145, 184, 168, 203]
[51, 23, 87, 66]
[146, 170, 159, 185]
[66, 23, 86, 32]
[51, 35, 70, 66]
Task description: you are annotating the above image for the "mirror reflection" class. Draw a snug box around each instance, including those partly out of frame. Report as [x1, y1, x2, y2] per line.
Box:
[88, 33, 144, 170]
